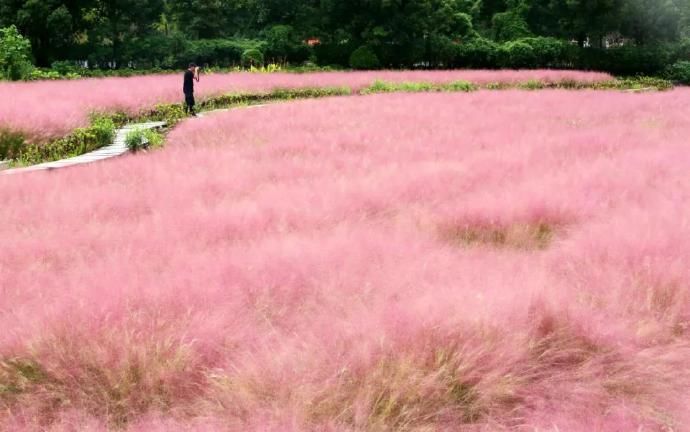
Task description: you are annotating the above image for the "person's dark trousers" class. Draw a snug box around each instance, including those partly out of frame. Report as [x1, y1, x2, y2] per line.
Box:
[184, 92, 196, 115]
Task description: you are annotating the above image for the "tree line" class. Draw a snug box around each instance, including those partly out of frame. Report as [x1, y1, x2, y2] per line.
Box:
[1, 0, 689, 72]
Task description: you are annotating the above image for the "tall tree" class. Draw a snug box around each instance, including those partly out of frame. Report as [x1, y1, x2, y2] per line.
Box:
[619, 0, 683, 44]
[86, 0, 164, 66]
[0, 0, 82, 65]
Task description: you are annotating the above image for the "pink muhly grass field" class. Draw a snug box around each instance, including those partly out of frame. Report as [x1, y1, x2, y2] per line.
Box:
[0, 69, 611, 141]
[1, 89, 690, 431]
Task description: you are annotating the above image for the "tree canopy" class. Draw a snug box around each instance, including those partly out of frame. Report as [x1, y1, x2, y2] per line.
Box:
[0, 0, 688, 68]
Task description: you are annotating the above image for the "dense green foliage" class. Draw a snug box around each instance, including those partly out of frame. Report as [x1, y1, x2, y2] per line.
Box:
[0, 25, 33, 80]
[350, 46, 381, 70]
[666, 60, 690, 84]
[0, 0, 689, 76]
[0, 129, 26, 160]
[241, 48, 265, 67]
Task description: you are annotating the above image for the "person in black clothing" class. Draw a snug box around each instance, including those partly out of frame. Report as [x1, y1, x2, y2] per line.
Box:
[183, 63, 200, 116]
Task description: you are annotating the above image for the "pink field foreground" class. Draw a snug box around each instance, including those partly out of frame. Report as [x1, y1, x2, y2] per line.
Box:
[0, 70, 612, 141]
[2, 89, 690, 431]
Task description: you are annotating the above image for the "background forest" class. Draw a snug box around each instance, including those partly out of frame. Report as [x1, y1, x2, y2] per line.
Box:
[1, 0, 690, 77]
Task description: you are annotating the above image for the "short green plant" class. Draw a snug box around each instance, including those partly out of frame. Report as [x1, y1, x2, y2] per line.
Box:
[444, 80, 477, 92]
[518, 79, 546, 90]
[249, 63, 283, 73]
[362, 80, 434, 94]
[362, 80, 477, 94]
[125, 128, 163, 152]
[556, 79, 583, 89]
[145, 103, 187, 126]
[27, 69, 62, 81]
[484, 82, 509, 90]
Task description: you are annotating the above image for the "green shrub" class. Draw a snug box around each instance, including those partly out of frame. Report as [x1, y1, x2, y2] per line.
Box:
[242, 49, 265, 67]
[90, 116, 117, 144]
[451, 13, 475, 38]
[444, 81, 477, 92]
[314, 41, 358, 67]
[665, 61, 690, 84]
[517, 79, 545, 90]
[144, 103, 187, 126]
[263, 25, 311, 64]
[455, 38, 499, 68]
[125, 128, 163, 152]
[27, 69, 62, 81]
[50, 61, 80, 75]
[181, 38, 266, 68]
[0, 25, 34, 81]
[0, 130, 25, 160]
[427, 35, 458, 67]
[499, 40, 536, 68]
[361, 80, 399, 94]
[349, 46, 381, 70]
[577, 45, 674, 76]
[125, 33, 188, 69]
[492, 11, 532, 42]
[520, 37, 567, 67]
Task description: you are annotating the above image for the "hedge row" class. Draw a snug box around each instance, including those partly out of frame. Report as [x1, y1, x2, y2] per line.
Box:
[30, 35, 690, 80]
[336, 37, 690, 76]
[434, 37, 690, 76]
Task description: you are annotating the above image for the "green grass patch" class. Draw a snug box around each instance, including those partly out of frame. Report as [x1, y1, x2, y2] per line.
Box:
[125, 128, 164, 153]
[361, 80, 477, 94]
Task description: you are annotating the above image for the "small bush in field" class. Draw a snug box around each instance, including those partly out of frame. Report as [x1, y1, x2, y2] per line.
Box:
[444, 80, 476, 92]
[125, 128, 163, 152]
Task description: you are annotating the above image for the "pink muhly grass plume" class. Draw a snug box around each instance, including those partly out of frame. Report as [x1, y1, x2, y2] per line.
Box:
[0, 69, 612, 141]
[1, 89, 689, 431]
